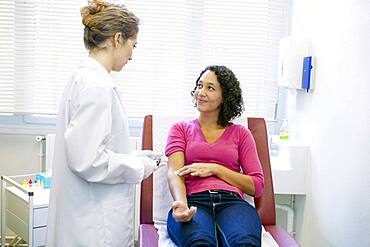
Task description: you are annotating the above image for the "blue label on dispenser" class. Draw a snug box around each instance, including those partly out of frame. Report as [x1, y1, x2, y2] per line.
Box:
[302, 56, 313, 91]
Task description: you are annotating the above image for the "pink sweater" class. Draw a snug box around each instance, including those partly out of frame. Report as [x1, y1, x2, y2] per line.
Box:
[165, 119, 264, 198]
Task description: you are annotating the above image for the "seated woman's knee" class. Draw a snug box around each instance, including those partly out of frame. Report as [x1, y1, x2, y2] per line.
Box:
[186, 239, 216, 247]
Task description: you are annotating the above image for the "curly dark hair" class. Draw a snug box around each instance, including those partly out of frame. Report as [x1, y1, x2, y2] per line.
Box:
[191, 65, 244, 127]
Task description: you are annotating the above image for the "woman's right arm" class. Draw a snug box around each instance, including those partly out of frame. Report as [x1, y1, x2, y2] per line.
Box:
[167, 151, 197, 222]
[168, 151, 187, 202]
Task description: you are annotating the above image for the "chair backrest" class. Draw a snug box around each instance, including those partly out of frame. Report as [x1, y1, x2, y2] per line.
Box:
[140, 115, 154, 224]
[247, 118, 276, 225]
[140, 115, 276, 226]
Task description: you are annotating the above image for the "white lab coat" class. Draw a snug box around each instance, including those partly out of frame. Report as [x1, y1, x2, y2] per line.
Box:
[46, 57, 147, 247]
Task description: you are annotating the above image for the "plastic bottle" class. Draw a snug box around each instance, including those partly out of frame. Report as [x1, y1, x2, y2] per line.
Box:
[279, 119, 289, 140]
[279, 119, 290, 164]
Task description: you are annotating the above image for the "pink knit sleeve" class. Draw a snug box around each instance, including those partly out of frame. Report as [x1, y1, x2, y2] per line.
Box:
[238, 126, 264, 198]
[165, 121, 186, 157]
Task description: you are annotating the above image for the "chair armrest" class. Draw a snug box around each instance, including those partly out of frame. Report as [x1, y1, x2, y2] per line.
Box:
[264, 224, 300, 247]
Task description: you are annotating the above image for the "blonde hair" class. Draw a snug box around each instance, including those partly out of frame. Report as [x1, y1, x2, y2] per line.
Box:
[80, 0, 139, 50]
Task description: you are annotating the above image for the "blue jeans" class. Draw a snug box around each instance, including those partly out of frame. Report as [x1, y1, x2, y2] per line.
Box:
[167, 190, 262, 247]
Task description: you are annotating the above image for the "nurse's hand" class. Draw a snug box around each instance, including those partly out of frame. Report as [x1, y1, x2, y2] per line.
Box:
[142, 157, 158, 179]
[171, 200, 197, 222]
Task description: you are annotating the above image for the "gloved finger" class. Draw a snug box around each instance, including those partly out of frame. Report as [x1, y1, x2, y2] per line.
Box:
[134, 150, 162, 159]
[160, 156, 168, 162]
[157, 159, 167, 168]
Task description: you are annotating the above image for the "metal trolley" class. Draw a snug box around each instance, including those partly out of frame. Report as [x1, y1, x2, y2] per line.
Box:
[1, 174, 49, 247]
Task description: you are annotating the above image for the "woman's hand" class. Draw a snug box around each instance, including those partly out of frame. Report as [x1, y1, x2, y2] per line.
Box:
[175, 163, 220, 177]
[171, 201, 197, 222]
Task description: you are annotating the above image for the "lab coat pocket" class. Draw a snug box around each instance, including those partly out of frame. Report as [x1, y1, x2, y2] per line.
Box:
[102, 198, 133, 247]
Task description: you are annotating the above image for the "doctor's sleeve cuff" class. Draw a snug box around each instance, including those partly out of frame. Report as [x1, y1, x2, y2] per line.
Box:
[106, 151, 145, 184]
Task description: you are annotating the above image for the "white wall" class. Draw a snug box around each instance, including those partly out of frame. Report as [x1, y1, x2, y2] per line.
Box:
[0, 133, 43, 176]
[288, 0, 370, 246]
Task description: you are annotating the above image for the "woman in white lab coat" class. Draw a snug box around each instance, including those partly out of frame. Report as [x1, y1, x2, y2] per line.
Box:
[46, 1, 158, 246]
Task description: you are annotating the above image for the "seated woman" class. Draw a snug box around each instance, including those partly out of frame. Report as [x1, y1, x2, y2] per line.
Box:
[165, 65, 264, 247]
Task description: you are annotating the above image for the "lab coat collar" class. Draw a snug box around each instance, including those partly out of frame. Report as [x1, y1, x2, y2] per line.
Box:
[83, 57, 117, 88]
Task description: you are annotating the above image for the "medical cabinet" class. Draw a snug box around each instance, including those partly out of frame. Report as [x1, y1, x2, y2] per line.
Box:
[1, 174, 49, 247]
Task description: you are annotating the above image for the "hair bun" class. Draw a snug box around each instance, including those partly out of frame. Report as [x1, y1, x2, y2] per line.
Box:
[87, 0, 109, 15]
[81, 0, 109, 27]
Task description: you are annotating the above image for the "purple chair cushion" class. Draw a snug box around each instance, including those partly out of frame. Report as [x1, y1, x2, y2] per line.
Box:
[139, 224, 158, 247]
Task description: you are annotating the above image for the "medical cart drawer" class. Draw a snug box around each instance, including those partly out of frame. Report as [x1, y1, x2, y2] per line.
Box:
[34, 207, 48, 227]
[34, 227, 47, 247]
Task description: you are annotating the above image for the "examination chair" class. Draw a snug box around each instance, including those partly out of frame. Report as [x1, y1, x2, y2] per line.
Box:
[139, 115, 300, 247]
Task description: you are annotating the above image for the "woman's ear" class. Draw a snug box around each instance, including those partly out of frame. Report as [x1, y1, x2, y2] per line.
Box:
[113, 32, 123, 47]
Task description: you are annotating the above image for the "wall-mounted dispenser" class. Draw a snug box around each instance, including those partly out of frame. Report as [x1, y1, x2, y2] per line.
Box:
[278, 36, 314, 91]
